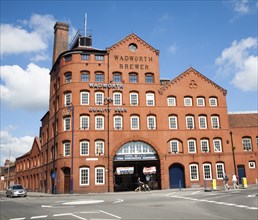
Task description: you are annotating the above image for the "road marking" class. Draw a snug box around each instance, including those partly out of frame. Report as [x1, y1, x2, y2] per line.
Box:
[9, 218, 26, 220]
[247, 194, 257, 198]
[191, 190, 200, 195]
[113, 199, 124, 204]
[99, 210, 121, 219]
[171, 195, 258, 210]
[62, 200, 104, 205]
[53, 213, 87, 220]
[165, 192, 176, 197]
[30, 215, 47, 219]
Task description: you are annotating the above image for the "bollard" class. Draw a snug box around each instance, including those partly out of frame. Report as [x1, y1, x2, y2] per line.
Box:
[204, 180, 206, 191]
[179, 180, 182, 191]
[242, 177, 247, 188]
[212, 179, 217, 190]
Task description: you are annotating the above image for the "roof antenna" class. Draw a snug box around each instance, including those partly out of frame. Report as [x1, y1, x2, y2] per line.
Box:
[84, 13, 87, 37]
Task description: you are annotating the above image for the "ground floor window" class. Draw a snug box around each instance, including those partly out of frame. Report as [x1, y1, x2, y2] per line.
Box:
[203, 163, 212, 180]
[216, 163, 224, 179]
[80, 167, 89, 185]
[95, 167, 105, 184]
[190, 164, 199, 180]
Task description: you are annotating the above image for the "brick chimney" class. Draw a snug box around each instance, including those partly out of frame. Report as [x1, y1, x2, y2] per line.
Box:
[52, 22, 69, 65]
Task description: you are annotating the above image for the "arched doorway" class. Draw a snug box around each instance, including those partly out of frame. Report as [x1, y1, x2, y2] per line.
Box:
[62, 167, 71, 194]
[169, 163, 185, 189]
[113, 141, 161, 192]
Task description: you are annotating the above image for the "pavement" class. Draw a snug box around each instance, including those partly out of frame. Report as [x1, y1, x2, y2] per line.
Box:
[1, 184, 256, 197]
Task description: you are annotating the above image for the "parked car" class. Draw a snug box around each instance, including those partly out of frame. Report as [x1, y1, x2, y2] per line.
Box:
[6, 184, 27, 198]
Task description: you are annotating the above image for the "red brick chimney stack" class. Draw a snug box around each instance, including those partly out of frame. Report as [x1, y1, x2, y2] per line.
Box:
[52, 22, 69, 65]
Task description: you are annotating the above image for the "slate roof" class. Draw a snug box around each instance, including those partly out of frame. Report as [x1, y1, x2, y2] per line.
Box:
[228, 112, 258, 128]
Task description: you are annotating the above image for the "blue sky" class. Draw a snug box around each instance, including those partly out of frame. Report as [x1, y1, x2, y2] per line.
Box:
[0, 0, 257, 165]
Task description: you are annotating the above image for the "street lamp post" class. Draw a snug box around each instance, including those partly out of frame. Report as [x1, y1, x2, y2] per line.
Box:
[230, 131, 237, 176]
[68, 104, 74, 194]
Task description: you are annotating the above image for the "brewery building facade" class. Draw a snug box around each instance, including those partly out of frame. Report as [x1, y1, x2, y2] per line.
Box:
[13, 22, 257, 194]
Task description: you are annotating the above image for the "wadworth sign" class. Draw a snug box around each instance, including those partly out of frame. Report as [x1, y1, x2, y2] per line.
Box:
[114, 55, 154, 70]
[88, 82, 126, 113]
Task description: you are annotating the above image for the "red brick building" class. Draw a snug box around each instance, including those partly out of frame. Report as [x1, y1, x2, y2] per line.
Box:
[14, 22, 258, 194]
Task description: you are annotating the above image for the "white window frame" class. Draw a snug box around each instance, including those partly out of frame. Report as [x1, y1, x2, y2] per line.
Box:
[130, 93, 138, 106]
[167, 97, 176, 106]
[242, 138, 252, 151]
[81, 91, 89, 105]
[201, 139, 209, 153]
[186, 116, 195, 129]
[63, 117, 71, 131]
[63, 142, 70, 156]
[170, 140, 179, 153]
[184, 97, 192, 106]
[147, 116, 156, 129]
[95, 167, 105, 185]
[197, 97, 205, 106]
[65, 72, 72, 83]
[209, 97, 217, 106]
[64, 93, 72, 106]
[80, 141, 89, 156]
[95, 92, 104, 105]
[146, 93, 155, 106]
[190, 164, 199, 181]
[248, 161, 256, 169]
[213, 139, 222, 152]
[80, 115, 89, 130]
[95, 116, 104, 130]
[131, 115, 139, 130]
[211, 116, 220, 129]
[80, 167, 89, 185]
[188, 139, 196, 153]
[198, 116, 207, 129]
[95, 141, 104, 155]
[114, 116, 123, 130]
[216, 163, 225, 179]
[203, 163, 212, 180]
[113, 92, 122, 106]
[169, 116, 178, 129]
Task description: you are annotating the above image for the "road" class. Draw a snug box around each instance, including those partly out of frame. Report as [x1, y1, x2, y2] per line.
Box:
[1, 186, 257, 220]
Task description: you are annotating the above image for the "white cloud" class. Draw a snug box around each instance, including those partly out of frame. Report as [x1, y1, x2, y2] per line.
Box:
[0, 14, 56, 57]
[0, 63, 50, 111]
[0, 129, 34, 165]
[232, 0, 250, 15]
[215, 37, 258, 91]
[167, 44, 177, 54]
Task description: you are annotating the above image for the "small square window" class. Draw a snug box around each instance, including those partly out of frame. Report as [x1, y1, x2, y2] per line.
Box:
[95, 55, 104, 61]
[248, 161, 256, 169]
[81, 54, 90, 60]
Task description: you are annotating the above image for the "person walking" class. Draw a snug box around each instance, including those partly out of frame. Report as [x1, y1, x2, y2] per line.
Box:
[223, 173, 230, 190]
[232, 174, 239, 189]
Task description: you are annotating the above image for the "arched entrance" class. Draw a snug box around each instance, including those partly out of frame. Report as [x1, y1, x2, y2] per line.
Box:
[113, 141, 161, 192]
[169, 163, 185, 189]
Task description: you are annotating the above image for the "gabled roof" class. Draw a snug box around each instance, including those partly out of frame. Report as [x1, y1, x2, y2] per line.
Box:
[107, 33, 160, 55]
[228, 112, 258, 128]
[158, 67, 227, 95]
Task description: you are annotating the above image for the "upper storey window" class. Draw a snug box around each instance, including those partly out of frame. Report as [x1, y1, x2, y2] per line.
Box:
[64, 55, 72, 62]
[130, 92, 138, 106]
[95, 55, 104, 61]
[197, 97, 205, 106]
[145, 73, 154, 84]
[128, 43, 138, 52]
[146, 93, 155, 106]
[184, 96, 193, 106]
[113, 72, 122, 83]
[81, 71, 90, 82]
[167, 96, 176, 106]
[65, 72, 72, 83]
[209, 97, 218, 106]
[129, 73, 138, 83]
[95, 72, 104, 82]
[81, 54, 90, 60]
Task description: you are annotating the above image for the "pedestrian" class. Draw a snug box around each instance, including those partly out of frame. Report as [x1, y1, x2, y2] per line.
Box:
[223, 173, 230, 190]
[232, 174, 239, 189]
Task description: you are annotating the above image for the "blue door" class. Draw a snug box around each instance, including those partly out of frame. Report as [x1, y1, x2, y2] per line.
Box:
[237, 165, 246, 184]
[169, 164, 185, 188]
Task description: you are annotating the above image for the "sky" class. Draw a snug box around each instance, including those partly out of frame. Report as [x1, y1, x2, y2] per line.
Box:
[0, 0, 257, 165]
